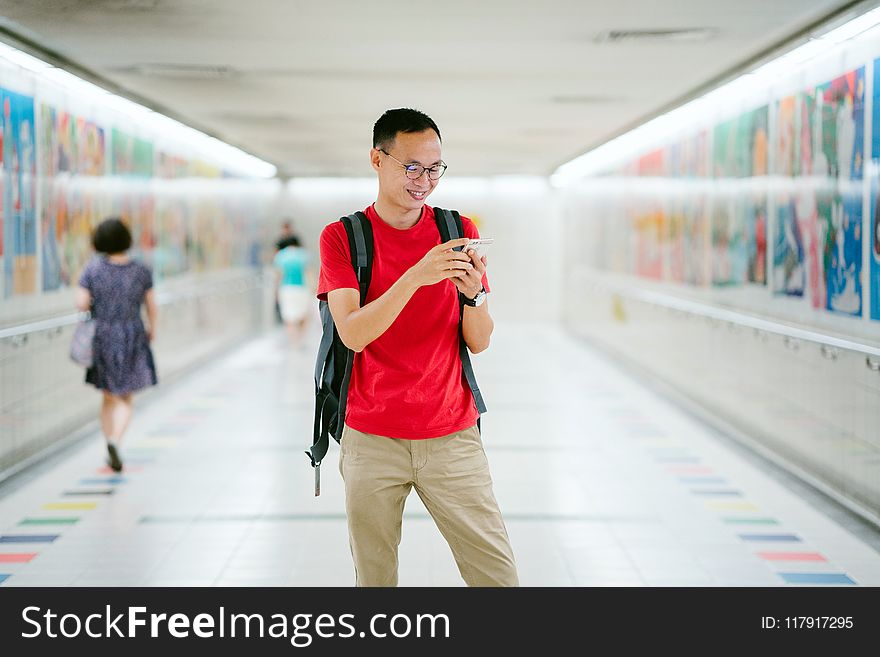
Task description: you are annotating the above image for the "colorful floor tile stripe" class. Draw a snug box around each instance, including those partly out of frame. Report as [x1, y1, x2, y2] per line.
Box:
[18, 518, 79, 526]
[42, 502, 98, 510]
[779, 573, 856, 585]
[0, 535, 59, 544]
[640, 422, 862, 588]
[0, 554, 37, 563]
[757, 552, 827, 562]
[739, 533, 802, 542]
[0, 402, 203, 587]
[723, 517, 779, 525]
[97, 466, 144, 475]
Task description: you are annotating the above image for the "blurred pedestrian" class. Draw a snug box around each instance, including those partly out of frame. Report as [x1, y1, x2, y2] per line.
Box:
[274, 235, 313, 346]
[75, 217, 158, 473]
[273, 219, 298, 324]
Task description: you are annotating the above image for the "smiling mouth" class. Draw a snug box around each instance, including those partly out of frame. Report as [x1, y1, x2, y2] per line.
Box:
[407, 189, 427, 200]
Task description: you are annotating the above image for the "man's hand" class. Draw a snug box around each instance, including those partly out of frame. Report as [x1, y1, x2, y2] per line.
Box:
[450, 247, 487, 299]
[405, 238, 473, 288]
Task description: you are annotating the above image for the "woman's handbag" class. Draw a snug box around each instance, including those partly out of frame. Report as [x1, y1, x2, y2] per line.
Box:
[70, 315, 96, 367]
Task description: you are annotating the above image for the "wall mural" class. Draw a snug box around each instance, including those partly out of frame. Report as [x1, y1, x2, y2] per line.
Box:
[1, 89, 37, 298]
[871, 58, 880, 321]
[572, 54, 876, 325]
[0, 89, 276, 305]
[773, 68, 864, 317]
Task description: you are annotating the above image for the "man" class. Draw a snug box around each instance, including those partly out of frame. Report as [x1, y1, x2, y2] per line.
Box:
[317, 108, 518, 587]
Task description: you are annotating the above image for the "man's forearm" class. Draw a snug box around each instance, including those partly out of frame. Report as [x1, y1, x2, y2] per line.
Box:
[338, 272, 421, 352]
[462, 302, 493, 353]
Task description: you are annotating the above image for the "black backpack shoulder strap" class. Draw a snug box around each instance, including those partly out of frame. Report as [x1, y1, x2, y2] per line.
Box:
[434, 207, 463, 248]
[340, 211, 373, 304]
[313, 213, 372, 396]
[432, 207, 487, 416]
[307, 212, 374, 475]
[336, 211, 373, 441]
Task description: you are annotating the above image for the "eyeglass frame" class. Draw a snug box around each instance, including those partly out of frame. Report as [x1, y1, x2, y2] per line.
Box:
[378, 148, 448, 180]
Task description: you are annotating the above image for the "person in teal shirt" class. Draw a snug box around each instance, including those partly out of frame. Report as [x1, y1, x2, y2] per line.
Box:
[273, 236, 313, 345]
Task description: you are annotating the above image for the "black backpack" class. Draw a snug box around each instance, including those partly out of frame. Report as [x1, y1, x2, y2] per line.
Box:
[307, 208, 487, 495]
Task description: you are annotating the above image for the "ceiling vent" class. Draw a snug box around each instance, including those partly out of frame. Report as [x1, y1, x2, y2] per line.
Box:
[595, 28, 717, 43]
[111, 63, 239, 79]
[28, 1, 165, 12]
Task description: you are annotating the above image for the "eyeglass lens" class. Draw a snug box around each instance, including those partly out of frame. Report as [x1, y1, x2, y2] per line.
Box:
[381, 149, 446, 180]
[405, 165, 446, 180]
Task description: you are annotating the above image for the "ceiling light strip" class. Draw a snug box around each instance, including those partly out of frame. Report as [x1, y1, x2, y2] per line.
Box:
[551, 5, 880, 187]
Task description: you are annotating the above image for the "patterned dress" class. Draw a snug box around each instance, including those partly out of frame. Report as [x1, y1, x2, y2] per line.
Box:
[78, 256, 158, 395]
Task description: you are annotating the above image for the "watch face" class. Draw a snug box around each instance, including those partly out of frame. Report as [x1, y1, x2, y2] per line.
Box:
[473, 291, 486, 306]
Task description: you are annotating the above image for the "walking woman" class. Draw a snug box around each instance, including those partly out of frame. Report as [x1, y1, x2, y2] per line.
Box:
[75, 217, 158, 472]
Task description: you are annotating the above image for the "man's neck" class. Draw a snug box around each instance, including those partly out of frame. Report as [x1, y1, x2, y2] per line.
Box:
[372, 199, 423, 230]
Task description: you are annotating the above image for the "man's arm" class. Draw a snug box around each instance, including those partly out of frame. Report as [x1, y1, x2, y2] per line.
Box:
[328, 237, 472, 352]
[453, 249, 493, 353]
[462, 300, 493, 354]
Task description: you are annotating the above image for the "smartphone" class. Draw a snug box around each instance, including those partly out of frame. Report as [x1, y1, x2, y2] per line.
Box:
[465, 238, 493, 258]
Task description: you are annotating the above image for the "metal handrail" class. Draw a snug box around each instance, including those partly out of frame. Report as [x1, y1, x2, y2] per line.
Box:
[0, 273, 266, 341]
[585, 275, 880, 358]
[0, 311, 87, 339]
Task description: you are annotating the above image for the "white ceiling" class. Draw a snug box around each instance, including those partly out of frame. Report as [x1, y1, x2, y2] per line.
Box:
[0, 0, 862, 178]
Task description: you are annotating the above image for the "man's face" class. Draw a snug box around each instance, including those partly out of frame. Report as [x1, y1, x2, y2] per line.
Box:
[372, 129, 442, 212]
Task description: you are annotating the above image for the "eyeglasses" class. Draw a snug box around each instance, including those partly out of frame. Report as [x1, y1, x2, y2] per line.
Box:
[379, 149, 447, 180]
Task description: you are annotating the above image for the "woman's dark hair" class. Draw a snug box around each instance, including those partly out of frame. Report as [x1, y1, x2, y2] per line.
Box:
[373, 108, 441, 150]
[92, 217, 132, 254]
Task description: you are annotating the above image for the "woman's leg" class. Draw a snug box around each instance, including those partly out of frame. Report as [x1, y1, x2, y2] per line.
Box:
[110, 393, 134, 443]
[101, 392, 130, 472]
[101, 392, 114, 440]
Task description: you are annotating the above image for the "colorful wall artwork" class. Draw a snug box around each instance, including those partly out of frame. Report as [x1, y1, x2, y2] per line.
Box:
[871, 59, 880, 321]
[1, 88, 37, 298]
[570, 56, 877, 326]
[772, 68, 864, 316]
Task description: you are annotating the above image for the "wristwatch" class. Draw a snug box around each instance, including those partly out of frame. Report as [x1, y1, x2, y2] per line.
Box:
[461, 287, 487, 307]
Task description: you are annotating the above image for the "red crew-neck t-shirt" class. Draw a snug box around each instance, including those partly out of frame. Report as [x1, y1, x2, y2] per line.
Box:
[317, 204, 489, 439]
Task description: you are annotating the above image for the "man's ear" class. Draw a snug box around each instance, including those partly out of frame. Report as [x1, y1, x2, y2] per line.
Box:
[370, 148, 382, 172]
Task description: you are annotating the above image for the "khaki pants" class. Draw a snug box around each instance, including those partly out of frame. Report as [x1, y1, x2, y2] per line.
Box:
[339, 423, 518, 587]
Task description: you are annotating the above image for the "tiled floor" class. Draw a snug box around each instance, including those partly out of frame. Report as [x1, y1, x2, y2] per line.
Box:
[1, 322, 878, 587]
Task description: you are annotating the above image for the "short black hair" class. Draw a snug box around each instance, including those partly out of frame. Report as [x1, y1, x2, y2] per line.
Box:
[373, 108, 441, 150]
[92, 217, 132, 254]
[278, 235, 301, 249]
